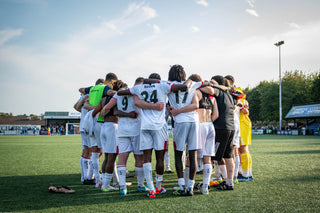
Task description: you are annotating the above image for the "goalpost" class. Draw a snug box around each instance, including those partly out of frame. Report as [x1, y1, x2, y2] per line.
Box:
[65, 123, 80, 135]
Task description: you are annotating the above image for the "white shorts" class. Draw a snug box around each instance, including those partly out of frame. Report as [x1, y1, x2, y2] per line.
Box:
[198, 122, 215, 158]
[117, 135, 143, 155]
[233, 121, 240, 148]
[140, 124, 168, 151]
[80, 132, 90, 149]
[101, 122, 118, 154]
[90, 122, 103, 148]
[173, 122, 201, 151]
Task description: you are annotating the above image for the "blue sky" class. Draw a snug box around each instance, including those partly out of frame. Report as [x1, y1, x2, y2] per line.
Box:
[1, 0, 320, 115]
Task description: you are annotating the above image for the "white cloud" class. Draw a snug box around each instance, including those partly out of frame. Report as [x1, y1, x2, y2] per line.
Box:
[191, 26, 200, 33]
[60, 2, 157, 55]
[288, 22, 301, 29]
[0, 29, 23, 46]
[152, 24, 161, 34]
[246, 9, 259, 17]
[196, 0, 209, 7]
[245, 0, 255, 8]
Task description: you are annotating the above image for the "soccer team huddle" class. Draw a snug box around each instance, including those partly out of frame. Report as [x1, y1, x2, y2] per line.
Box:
[74, 64, 253, 198]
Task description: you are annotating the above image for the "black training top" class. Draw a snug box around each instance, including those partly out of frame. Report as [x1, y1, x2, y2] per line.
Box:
[212, 88, 235, 130]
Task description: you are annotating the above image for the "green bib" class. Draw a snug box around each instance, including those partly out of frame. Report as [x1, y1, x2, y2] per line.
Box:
[88, 84, 106, 122]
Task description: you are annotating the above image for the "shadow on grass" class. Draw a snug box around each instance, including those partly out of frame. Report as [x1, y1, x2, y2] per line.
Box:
[0, 173, 185, 212]
[280, 173, 320, 182]
[266, 150, 320, 155]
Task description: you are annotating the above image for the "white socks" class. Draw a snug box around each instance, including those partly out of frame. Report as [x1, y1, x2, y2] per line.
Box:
[80, 157, 84, 182]
[102, 173, 113, 188]
[234, 155, 240, 179]
[135, 167, 145, 187]
[184, 167, 190, 186]
[83, 157, 90, 181]
[203, 164, 212, 186]
[197, 158, 203, 172]
[218, 164, 227, 180]
[91, 152, 101, 183]
[113, 163, 119, 186]
[156, 175, 163, 189]
[143, 163, 154, 191]
[117, 166, 127, 189]
[178, 178, 186, 190]
[164, 151, 170, 170]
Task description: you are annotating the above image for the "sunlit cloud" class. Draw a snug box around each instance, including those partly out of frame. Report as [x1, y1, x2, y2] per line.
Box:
[245, 0, 255, 8]
[196, 0, 208, 7]
[152, 24, 161, 34]
[288, 22, 301, 29]
[191, 26, 200, 32]
[0, 29, 23, 46]
[246, 9, 259, 17]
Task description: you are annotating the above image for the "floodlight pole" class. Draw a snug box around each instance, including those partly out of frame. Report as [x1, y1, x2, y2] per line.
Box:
[274, 41, 284, 131]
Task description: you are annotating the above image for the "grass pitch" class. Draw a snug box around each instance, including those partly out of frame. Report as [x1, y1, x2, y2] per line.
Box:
[0, 134, 320, 212]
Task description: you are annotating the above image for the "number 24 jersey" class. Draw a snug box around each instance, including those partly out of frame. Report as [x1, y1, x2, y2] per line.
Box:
[128, 82, 173, 131]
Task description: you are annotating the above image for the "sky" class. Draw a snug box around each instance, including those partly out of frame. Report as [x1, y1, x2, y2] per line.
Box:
[0, 0, 320, 115]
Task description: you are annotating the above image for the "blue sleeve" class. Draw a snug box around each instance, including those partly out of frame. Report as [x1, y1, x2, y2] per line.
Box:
[102, 85, 112, 97]
[84, 86, 92, 94]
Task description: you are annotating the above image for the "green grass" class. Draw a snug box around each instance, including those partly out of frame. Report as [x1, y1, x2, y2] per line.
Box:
[0, 135, 320, 212]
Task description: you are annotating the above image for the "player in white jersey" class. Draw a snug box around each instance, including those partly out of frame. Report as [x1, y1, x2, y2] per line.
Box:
[114, 77, 149, 195]
[117, 78, 188, 198]
[74, 78, 104, 185]
[165, 65, 204, 196]
[80, 73, 118, 188]
[91, 80, 127, 192]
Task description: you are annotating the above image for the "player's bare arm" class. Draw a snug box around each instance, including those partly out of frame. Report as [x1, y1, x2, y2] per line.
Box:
[199, 86, 215, 96]
[83, 100, 96, 111]
[74, 95, 88, 112]
[114, 107, 137, 118]
[170, 89, 200, 116]
[211, 97, 219, 122]
[134, 95, 164, 111]
[171, 83, 188, 92]
[79, 87, 86, 94]
[117, 89, 131, 96]
[101, 97, 117, 118]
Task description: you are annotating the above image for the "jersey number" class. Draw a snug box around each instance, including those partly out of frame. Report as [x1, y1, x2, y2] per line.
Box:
[141, 90, 158, 103]
[122, 97, 128, 111]
[174, 91, 188, 104]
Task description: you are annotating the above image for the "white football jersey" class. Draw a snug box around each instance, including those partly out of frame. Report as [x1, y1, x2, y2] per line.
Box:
[78, 94, 89, 132]
[113, 94, 141, 137]
[168, 81, 203, 123]
[129, 82, 172, 130]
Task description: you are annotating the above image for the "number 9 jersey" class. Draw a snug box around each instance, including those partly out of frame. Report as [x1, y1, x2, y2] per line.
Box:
[128, 82, 173, 131]
[113, 93, 141, 137]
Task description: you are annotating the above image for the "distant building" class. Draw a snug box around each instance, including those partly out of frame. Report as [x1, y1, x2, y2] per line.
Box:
[0, 111, 81, 135]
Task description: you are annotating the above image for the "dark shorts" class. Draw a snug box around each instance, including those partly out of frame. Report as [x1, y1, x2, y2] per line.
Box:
[212, 129, 235, 161]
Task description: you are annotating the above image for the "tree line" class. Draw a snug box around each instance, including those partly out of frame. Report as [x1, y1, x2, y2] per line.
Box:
[243, 70, 320, 128]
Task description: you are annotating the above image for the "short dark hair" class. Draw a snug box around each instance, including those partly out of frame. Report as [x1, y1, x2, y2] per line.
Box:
[95, 78, 105, 85]
[188, 74, 202, 82]
[148, 73, 161, 80]
[224, 75, 234, 85]
[105, 73, 118, 81]
[135, 77, 144, 85]
[168, 64, 186, 82]
[211, 75, 228, 86]
[113, 80, 127, 91]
